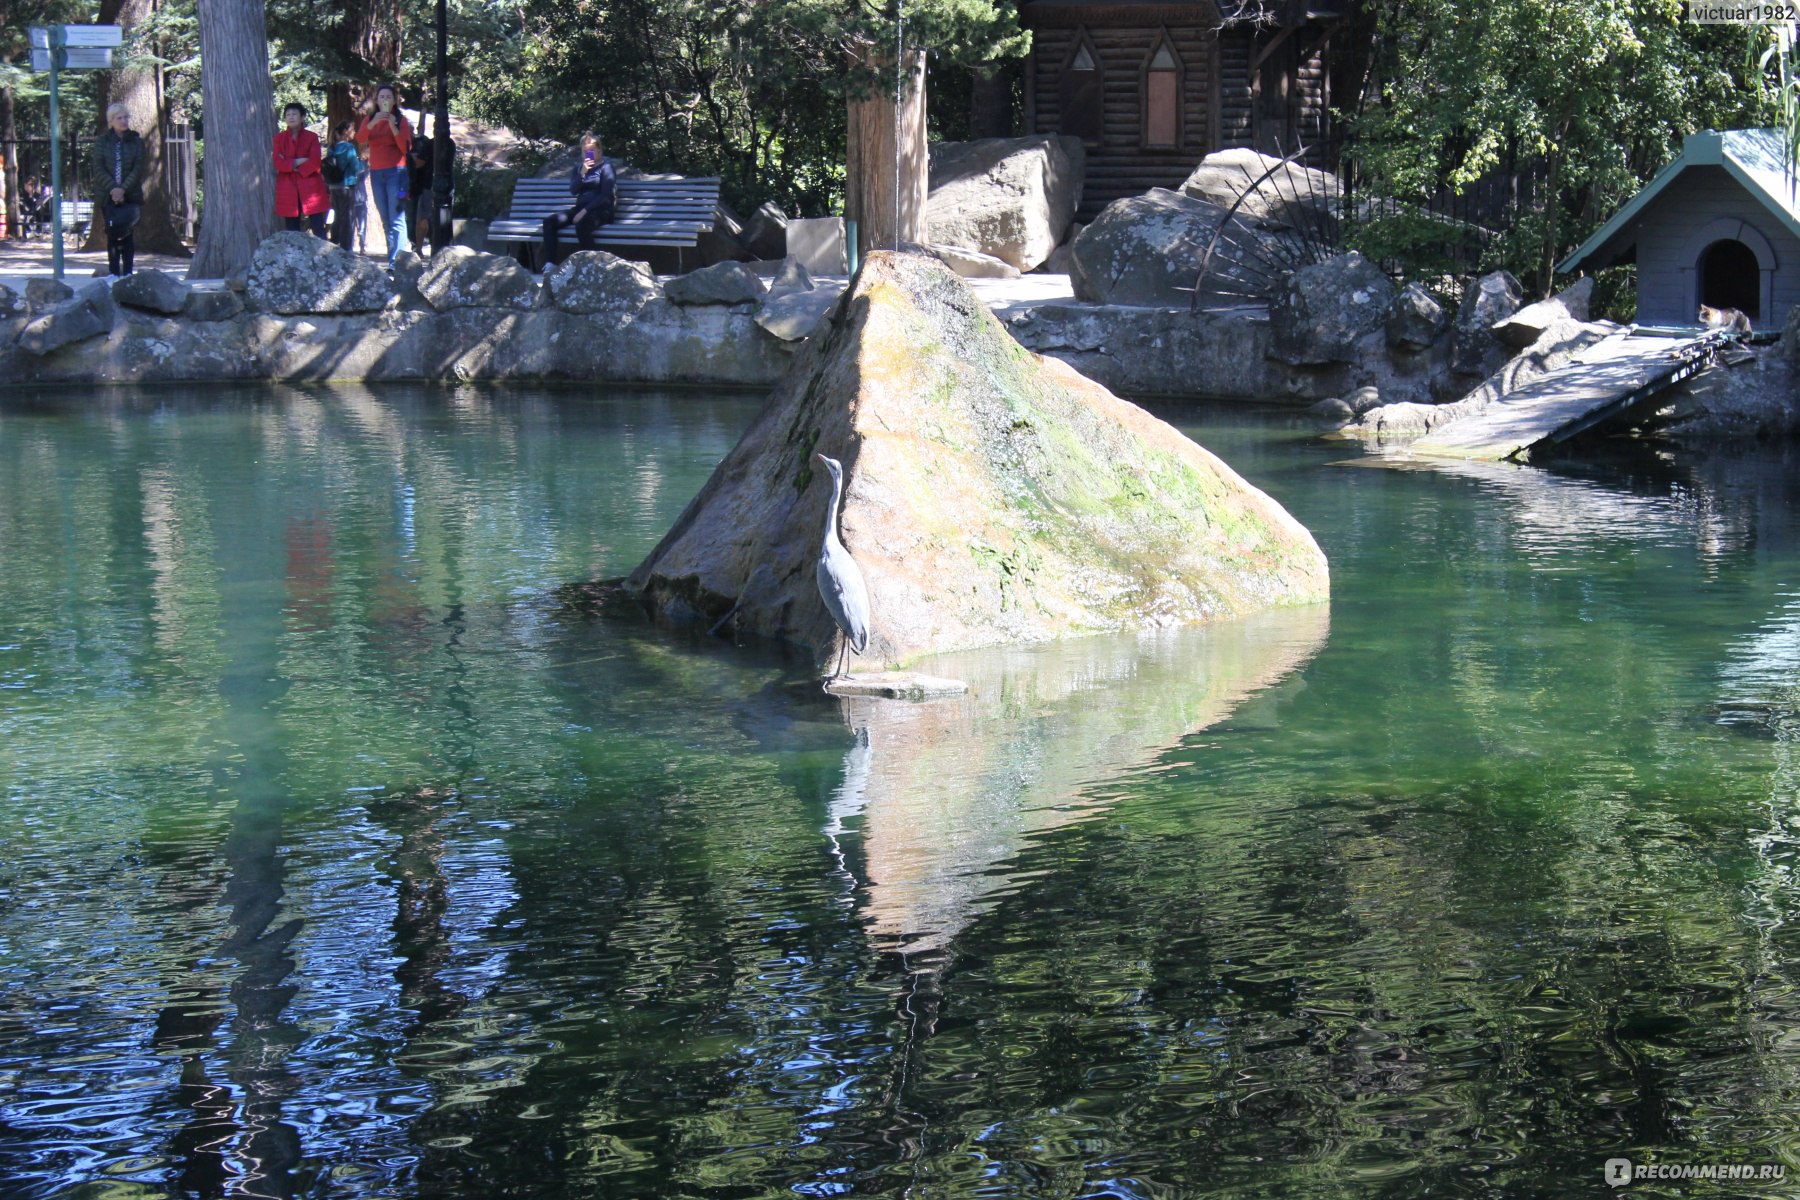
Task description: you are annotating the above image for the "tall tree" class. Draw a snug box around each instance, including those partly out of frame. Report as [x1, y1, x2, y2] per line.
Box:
[189, 0, 274, 278]
[83, 0, 189, 255]
[845, 47, 926, 254]
[325, 0, 402, 138]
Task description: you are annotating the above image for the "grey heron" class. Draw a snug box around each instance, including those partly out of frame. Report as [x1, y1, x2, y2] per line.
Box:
[813, 452, 870, 681]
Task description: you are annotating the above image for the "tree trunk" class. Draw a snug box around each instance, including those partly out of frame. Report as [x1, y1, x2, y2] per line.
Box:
[189, 0, 276, 278]
[83, 0, 190, 255]
[326, 0, 403, 138]
[2, 84, 17, 242]
[844, 47, 926, 260]
[1538, 118, 1569, 300]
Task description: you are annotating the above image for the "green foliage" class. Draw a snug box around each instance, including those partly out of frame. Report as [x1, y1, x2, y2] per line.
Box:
[1747, 25, 1799, 182]
[1343, 207, 1487, 283]
[456, 164, 517, 221]
[8, 0, 1023, 220]
[1349, 0, 1772, 292]
[1588, 264, 1637, 323]
[457, 0, 1027, 216]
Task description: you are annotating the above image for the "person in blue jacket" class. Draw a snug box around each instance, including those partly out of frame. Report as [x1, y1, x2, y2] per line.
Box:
[540, 133, 615, 266]
[325, 120, 368, 253]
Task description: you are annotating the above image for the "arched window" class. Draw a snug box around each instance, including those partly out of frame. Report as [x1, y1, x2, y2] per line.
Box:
[1058, 34, 1103, 145]
[1699, 238, 1761, 319]
[1143, 36, 1182, 149]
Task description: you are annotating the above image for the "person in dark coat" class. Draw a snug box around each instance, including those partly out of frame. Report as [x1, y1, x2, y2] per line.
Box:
[88, 102, 145, 276]
[274, 103, 330, 237]
[404, 128, 434, 257]
[541, 132, 616, 267]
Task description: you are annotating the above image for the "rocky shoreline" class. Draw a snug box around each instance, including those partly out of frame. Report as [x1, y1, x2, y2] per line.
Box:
[3, 234, 1794, 448]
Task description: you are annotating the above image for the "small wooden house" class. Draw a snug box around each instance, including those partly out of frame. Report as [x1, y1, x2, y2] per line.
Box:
[1559, 129, 1800, 331]
[1020, 0, 1348, 220]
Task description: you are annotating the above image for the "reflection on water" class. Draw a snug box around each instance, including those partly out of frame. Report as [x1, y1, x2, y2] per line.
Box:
[3, 388, 1800, 1196]
[831, 607, 1330, 955]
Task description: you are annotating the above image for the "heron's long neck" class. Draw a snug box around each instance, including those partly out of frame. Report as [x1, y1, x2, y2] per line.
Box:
[824, 472, 844, 545]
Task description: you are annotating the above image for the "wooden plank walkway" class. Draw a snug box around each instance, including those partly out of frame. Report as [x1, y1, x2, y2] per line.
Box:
[1410, 331, 1720, 461]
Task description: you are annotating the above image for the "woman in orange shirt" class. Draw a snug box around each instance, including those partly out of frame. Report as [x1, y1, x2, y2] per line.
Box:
[356, 83, 413, 265]
[274, 103, 329, 237]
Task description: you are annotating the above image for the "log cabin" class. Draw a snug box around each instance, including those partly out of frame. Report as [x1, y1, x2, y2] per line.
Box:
[1020, 0, 1349, 220]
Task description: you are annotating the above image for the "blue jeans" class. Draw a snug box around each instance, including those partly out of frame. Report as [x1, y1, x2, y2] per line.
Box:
[369, 166, 410, 263]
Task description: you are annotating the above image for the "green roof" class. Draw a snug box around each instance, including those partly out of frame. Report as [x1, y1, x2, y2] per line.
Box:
[1558, 129, 1800, 274]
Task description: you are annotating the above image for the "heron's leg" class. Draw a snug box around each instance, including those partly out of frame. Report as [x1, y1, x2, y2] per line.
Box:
[835, 639, 849, 681]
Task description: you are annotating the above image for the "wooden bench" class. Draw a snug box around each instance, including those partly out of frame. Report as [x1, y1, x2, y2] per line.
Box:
[489, 176, 721, 270]
[24, 198, 93, 238]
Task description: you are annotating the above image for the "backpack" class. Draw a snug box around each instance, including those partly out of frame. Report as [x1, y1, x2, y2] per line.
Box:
[322, 152, 346, 186]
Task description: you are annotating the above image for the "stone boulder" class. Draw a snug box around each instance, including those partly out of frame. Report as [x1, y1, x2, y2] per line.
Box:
[26, 279, 74, 312]
[246, 231, 395, 314]
[743, 202, 788, 260]
[113, 268, 189, 315]
[916, 242, 1021, 279]
[767, 256, 815, 299]
[925, 134, 1084, 273]
[754, 284, 842, 342]
[698, 206, 754, 266]
[1386, 282, 1446, 352]
[1041, 224, 1083, 276]
[19, 280, 117, 356]
[1070, 188, 1283, 307]
[628, 251, 1329, 667]
[391, 250, 428, 307]
[451, 218, 491, 252]
[1452, 270, 1523, 375]
[418, 246, 538, 311]
[1491, 277, 1593, 347]
[664, 260, 767, 306]
[1268, 252, 1397, 365]
[1181, 148, 1341, 231]
[0, 282, 25, 319]
[1353, 317, 1621, 439]
[181, 289, 244, 323]
[541, 250, 660, 315]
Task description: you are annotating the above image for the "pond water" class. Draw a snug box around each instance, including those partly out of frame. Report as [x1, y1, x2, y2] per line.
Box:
[3, 384, 1800, 1199]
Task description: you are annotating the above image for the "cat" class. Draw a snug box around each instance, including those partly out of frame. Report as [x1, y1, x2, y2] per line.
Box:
[1698, 304, 1753, 336]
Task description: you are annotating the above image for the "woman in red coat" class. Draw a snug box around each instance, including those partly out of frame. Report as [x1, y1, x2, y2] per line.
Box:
[274, 103, 330, 237]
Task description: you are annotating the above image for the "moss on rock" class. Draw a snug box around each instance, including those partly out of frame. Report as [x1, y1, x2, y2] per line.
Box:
[627, 251, 1329, 668]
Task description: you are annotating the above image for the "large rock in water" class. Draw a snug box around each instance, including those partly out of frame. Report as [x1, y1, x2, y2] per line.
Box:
[418, 246, 538, 311]
[19, 281, 117, 356]
[1180, 148, 1341, 231]
[246, 231, 394, 314]
[925, 134, 1084, 273]
[1069, 188, 1288, 307]
[627, 251, 1329, 667]
[1268, 251, 1396, 365]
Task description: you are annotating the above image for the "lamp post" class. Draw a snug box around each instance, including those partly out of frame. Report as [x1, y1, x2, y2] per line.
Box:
[431, 0, 453, 253]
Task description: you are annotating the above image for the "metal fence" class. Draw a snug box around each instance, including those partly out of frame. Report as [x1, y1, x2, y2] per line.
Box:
[5, 123, 196, 235]
[1329, 135, 1549, 277]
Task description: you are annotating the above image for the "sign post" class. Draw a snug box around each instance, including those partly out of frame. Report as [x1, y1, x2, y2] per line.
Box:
[27, 25, 122, 281]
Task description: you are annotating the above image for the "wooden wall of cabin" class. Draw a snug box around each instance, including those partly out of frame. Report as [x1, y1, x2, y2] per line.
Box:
[1026, 21, 1218, 221]
[1025, 17, 1330, 223]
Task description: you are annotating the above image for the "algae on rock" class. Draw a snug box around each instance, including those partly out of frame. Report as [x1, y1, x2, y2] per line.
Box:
[627, 251, 1329, 668]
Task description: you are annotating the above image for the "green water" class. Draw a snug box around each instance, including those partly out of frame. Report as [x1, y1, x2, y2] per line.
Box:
[3, 383, 1800, 1199]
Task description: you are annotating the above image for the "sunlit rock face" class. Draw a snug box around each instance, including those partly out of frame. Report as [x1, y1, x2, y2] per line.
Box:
[627, 250, 1330, 667]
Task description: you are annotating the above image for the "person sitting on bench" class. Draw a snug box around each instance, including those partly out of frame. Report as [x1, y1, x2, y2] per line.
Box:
[20, 177, 53, 237]
[541, 132, 615, 266]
